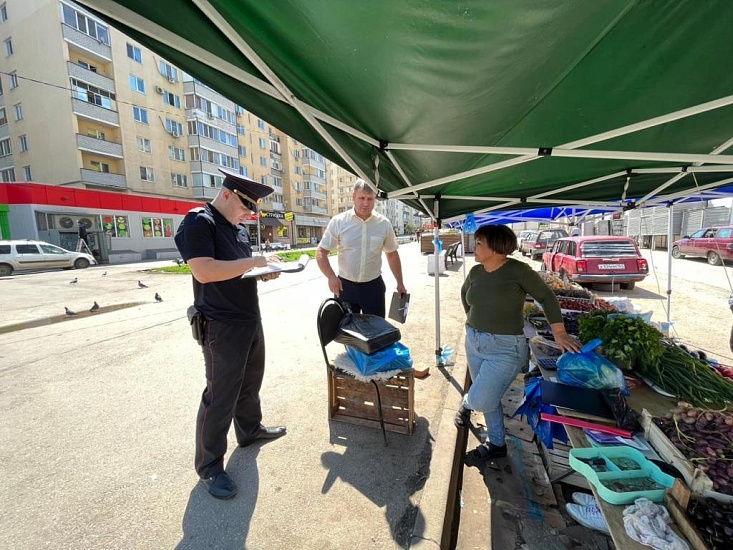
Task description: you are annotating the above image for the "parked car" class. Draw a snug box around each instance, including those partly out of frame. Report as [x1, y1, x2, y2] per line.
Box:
[520, 229, 569, 259]
[672, 226, 733, 266]
[0, 240, 96, 276]
[541, 236, 648, 289]
[516, 230, 534, 251]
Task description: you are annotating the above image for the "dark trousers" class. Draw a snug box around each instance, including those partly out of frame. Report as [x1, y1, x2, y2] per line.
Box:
[195, 318, 266, 479]
[338, 276, 386, 317]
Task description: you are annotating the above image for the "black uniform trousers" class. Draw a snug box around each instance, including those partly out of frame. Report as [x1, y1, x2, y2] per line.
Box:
[338, 275, 387, 317]
[195, 318, 266, 479]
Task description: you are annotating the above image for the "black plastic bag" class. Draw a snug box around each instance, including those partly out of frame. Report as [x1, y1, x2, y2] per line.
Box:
[334, 310, 401, 355]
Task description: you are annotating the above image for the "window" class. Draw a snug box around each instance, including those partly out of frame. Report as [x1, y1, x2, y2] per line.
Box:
[260, 156, 267, 167]
[62, 4, 109, 45]
[137, 136, 151, 153]
[0, 167, 14, 181]
[4, 37, 12, 56]
[258, 137, 266, 148]
[163, 91, 180, 108]
[295, 166, 301, 175]
[87, 129, 106, 140]
[22, 165, 31, 180]
[13, 103, 22, 121]
[171, 173, 188, 188]
[133, 106, 148, 124]
[78, 60, 97, 73]
[717, 228, 733, 238]
[141, 217, 174, 238]
[240, 166, 248, 177]
[129, 75, 145, 94]
[140, 166, 155, 182]
[165, 118, 183, 136]
[126, 43, 142, 63]
[0, 107, 5, 126]
[71, 79, 116, 110]
[18, 134, 27, 152]
[0, 137, 11, 156]
[90, 160, 110, 172]
[257, 119, 265, 130]
[159, 61, 178, 82]
[261, 176, 268, 185]
[9, 71, 17, 88]
[237, 124, 245, 135]
[16, 244, 40, 254]
[238, 145, 247, 156]
[0, 3, 7, 22]
[102, 215, 129, 238]
[168, 145, 185, 161]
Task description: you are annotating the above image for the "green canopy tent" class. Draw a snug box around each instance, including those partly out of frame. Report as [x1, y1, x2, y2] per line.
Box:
[77, 0, 733, 362]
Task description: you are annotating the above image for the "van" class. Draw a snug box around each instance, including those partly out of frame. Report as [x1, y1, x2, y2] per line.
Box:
[0, 240, 96, 276]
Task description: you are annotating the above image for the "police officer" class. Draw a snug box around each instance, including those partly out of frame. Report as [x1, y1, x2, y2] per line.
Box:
[175, 168, 286, 500]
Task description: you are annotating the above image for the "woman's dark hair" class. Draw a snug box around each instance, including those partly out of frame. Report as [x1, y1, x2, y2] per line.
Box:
[474, 224, 517, 255]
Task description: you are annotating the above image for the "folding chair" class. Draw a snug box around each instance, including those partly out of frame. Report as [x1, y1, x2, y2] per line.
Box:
[317, 298, 415, 445]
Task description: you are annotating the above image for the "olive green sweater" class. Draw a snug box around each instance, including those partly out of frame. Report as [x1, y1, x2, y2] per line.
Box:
[461, 259, 563, 335]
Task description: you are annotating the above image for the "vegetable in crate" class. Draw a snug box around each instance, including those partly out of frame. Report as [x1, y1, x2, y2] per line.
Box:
[578, 311, 663, 372]
[686, 497, 733, 549]
[654, 402, 733, 496]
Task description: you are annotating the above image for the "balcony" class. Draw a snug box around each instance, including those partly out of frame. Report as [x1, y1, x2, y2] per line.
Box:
[272, 201, 285, 211]
[192, 186, 219, 201]
[305, 205, 328, 215]
[81, 168, 126, 188]
[304, 188, 327, 201]
[76, 134, 123, 158]
[62, 24, 111, 61]
[67, 62, 115, 92]
[0, 154, 14, 171]
[72, 98, 119, 127]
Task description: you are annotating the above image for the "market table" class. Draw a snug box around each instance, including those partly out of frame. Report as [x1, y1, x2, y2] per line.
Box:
[528, 341, 691, 550]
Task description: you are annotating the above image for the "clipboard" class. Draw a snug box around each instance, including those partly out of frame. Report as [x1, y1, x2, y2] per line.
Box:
[242, 253, 310, 278]
[388, 292, 410, 323]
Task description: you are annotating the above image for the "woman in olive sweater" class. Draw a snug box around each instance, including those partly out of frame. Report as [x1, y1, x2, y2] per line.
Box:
[458, 224, 580, 460]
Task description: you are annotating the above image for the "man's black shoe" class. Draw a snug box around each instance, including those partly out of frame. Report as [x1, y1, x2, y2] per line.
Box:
[239, 425, 287, 447]
[469, 442, 508, 460]
[203, 471, 237, 499]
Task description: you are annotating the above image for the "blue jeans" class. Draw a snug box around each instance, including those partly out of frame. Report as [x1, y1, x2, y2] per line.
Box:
[464, 327, 528, 446]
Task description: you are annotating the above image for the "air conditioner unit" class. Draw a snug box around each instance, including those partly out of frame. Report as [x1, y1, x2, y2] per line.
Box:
[167, 75, 176, 83]
[171, 130, 180, 138]
[155, 86, 164, 94]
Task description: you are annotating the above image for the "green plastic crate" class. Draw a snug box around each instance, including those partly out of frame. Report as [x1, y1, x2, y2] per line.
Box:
[569, 446, 675, 505]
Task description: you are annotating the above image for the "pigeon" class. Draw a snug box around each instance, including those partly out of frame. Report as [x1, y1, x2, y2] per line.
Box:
[64, 307, 77, 316]
[138, 280, 148, 288]
[176, 258, 185, 266]
[155, 293, 162, 302]
[90, 301, 100, 313]
[70, 278, 78, 284]
[102, 271, 107, 277]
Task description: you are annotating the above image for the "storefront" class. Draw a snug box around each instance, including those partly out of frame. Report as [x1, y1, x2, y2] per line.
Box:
[294, 213, 330, 247]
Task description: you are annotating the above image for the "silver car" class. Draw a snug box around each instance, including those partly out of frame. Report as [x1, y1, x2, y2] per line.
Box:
[0, 240, 97, 276]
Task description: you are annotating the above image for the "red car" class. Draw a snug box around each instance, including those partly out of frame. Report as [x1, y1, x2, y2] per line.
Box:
[541, 236, 648, 289]
[672, 226, 733, 266]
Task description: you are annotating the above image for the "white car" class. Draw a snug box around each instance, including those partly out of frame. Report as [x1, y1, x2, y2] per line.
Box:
[0, 240, 97, 276]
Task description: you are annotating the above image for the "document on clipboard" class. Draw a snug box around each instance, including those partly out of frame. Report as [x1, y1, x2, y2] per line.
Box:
[242, 254, 310, 278]
[388, 292, 410, 323]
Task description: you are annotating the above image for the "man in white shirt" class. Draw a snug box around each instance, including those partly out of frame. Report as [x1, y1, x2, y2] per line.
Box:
[316, 181, 407, 317]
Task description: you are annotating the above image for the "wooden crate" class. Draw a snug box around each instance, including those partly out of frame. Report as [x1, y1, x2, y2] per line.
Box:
[539, 440, 589, 489]
[327, 369, 415, 435]
[641, 409, 733, 504]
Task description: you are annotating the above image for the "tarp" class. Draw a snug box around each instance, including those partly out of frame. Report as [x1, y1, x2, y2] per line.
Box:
[77, 1, 733, 222]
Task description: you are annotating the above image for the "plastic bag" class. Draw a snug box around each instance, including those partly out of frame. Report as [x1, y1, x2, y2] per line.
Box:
[513, 377, 568, 449]
[557, 338, 629, 395]
[345, 342, 413, 376]
[334, 311, 401, 355]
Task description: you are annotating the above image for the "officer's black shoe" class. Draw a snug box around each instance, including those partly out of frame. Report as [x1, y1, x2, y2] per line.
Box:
[239, 425, 287, 447]
[203, 471, 237, 499]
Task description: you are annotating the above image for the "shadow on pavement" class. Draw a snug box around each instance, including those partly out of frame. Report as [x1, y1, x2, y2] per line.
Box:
[176, 447, 260, 549]
[320, 417, 432, 547]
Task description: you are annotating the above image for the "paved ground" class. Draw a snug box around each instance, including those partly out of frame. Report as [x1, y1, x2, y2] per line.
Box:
[0, 242, 474, 550]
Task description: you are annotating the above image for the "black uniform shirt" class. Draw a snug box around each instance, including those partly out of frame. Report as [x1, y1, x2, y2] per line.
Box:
[175, 203, 259, 322]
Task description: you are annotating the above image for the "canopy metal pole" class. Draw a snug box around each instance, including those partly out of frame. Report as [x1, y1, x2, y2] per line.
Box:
[667, 203, 674, 325]
[433, 202, 442, 366]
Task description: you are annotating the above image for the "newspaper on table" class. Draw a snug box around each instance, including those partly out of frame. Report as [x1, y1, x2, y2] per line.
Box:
[242, 254, 310, 279]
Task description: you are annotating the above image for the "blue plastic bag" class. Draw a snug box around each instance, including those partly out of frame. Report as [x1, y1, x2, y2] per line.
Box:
[513, 377, 567, 449]
[345, 342, 413, 376]
[556, 338, 629, 395]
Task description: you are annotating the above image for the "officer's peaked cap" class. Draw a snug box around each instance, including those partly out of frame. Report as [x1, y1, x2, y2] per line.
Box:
[219, 168, 273, 212]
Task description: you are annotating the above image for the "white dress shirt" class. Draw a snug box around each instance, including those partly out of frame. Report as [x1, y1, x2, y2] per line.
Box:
[319, 209, 398, 282]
